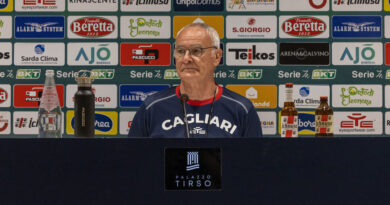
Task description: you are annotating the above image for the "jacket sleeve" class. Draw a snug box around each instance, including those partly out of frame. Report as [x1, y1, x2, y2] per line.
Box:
[243, 107, 263, 138]
[128, 103, 149, 137]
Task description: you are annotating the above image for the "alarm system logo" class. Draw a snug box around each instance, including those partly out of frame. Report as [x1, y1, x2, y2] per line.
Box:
[14, 16, 65, 38]
[332, 16, 382, 38]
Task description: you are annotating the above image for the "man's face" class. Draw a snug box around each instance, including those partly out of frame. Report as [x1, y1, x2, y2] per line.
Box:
[174, 26, 222, 82]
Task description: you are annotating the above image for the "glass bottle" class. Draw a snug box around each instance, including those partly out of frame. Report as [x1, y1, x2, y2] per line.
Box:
[38, 70, 62, 138]
[315, 96, 333, 137]
[281, 83, 298, 138]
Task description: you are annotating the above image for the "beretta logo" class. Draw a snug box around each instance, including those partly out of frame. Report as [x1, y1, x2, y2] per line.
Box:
[67, 43, 118, 66]
[120, 16, 171, 39]
[119, 84, 170, 107]
[174, 0, 223, 11]
[0, 84, 10, 107]
[332, 84, 382, 108]
[279, 43, 329, 65]
[16, 0, 65, 12]
[0, 42, 12, 65]
[279, 0, 329, 11]
[280, 16, 328, 38]
[332, 0, 381, 11]
[68, 0, 118, 11]
[226, 0, 276, 11]
[14, 43, 65, 66]
[226, 15, 277, 39]
[16, 69, 41, 79]
[334, 112, 382, 135]
[0, 16, 12, 39]
[13, 84, 64, 108]
[121, 0, 171, 11]
[332, 16, 382, 38]
[68, 16, 117, 39]
[15, 16, 65, 39]
[226, 43, 277, 66]
[165, 148, 221, 190]
[332, 42, 382, 65]
[120, 43, 171, 66]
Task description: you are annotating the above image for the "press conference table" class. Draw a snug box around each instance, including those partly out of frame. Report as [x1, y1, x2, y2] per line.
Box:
[0, 137, 389, 205]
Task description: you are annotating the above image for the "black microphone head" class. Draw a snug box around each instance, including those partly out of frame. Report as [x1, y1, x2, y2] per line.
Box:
[180, 94, 189, 102]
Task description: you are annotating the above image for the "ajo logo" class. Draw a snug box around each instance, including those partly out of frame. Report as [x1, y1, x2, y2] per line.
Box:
[76, 44, 111, 65]
[340, 44, 375, 64]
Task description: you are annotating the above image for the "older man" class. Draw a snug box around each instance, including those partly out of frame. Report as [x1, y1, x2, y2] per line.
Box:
[128, 23, 263, 138]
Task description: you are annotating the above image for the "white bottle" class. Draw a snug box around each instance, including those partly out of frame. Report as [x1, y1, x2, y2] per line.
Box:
[38, 70, 62, 138]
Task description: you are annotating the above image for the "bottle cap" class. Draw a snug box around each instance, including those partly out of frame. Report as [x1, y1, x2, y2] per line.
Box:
[285, 83, 293, 87]
[320, 96, 328, 100]
[45, 69, 54, 76]
[75, 70, 94, 87]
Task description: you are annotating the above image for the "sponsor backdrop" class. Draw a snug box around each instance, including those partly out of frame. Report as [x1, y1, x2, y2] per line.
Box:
[0, 0, 389, 137]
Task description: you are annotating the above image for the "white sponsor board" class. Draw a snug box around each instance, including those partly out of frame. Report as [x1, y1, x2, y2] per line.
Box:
[67, 0, 118, 11]
[0, 111, 10, 135]
[226, 43, 277, 66]
[332, 42, 383, 65]
[120, 16, 171, 39]
[332, 84, 382, 108]
[279, 16, 329, 39]
[121, 0, 171, 11]
[226, 0, 276, 11]
[278, 85, 330, 108]
[0, 16, 12, 39]
[334, 112, 382, 135]
[279, 0, 329, 11]
[385, 85, 390, 108]
[14, 43, 65, 66]
[67, 16, 118, 39]
[13, 111, 64, 135]
[386, 16, 390, 38]
[16, 0, 65, 11]
[120, 111, 136, 135]
[257, 112, 276, 135]
[332, 0, 382, 11]
[67, 43, 118, 66]
[66, 84, 117, 109]
[226, 16, 277, 39]
[0, 43, 12, 65]
[386, 112, 390, 134]
[0, 84, 11, 107]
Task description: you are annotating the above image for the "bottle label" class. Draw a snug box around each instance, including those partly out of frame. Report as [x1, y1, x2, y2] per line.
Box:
[281, 115, 298, 138]
[40, 113, 59, 131]
[315, 114, 333, 134]
[40, 86, 60, 112]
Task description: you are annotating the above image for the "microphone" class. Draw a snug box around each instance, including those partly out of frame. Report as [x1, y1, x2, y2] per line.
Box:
[180, 94, 191, 138]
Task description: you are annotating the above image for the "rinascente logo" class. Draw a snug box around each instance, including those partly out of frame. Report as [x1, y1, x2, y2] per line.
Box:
[165, 148, 221, 190]
[16, 0, 65, 11]
[334, 112, 382, 135]
[278, 85, 330, 108]
[332, 0, 381, 11]
[0, 42, 12, 65]
[119, 84, 170, 107]
[226, 15, 276, 39]
[15, 16, 65, 39]
[120, 43, 171, 66]
[279, 43, 329, 65]
[332, 42, 382, 65]
[174, 0, 223, 11]
[0, 16, 12, 38]
[67, 0, 118, 11]
[279, 16, 329, 38]
[332, 16, 382, 38]
[121, 0, 171, 11]
[68, 16, 118, 39]
[226, 0, 276, 11]
[120, 16, 171, 39]
[226, 43, 277, 66]
[66, 84, 117, 109]
[279, 0, 329, 11]
[67, 43, 118, 66]
[14, 43, 65, 66]
[332, 84, 382, 108]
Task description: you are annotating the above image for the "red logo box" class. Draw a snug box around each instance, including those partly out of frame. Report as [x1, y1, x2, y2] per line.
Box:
[386, 43, 390, 65]
[13, 84, 64, 108]
[120, 43, 171, 66]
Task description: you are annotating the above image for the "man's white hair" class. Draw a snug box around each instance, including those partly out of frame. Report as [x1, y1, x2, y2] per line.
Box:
[176, 23, 220, 49]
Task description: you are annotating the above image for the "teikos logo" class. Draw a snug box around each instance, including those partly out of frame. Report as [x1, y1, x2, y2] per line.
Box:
[332, 0, 381, 11]
[16, 0, 65, 11]
[119, 84, 170, 107]
[279, 43, 329, 65]
[279, 16, 329, 38]
[278, 85, 330, 108]
[165, 148, 221, 190]
[16, 69, 41, 79]
[119, 111, 136, 135]
[225, 85, 277, 108]
[14, 16, 65, 38]
[0, 42, 12, 65]
[226, 43, 277, 66]
[0, 0, 13, 11]
[279, 0, 329, 11]
[0, 84, 10, 107]
[120, 43, 171, 66]
[121, 0, 171, 12]
[14, 43, 65, 66]
[120, 16, 171, 39]
[67, 111, 118, 135]
[66, 84, 117, 109]
[332, 16, 382, 38]
[332, 42, 382, 65]
[0, 112, 10, 134]
[67, 0, 117, 11]
[0, 16, 12, 38]
[334, 112, 382, 135]
[68, 16, 117, 39]
[226, 15, 277, 39]
[312, 69, 336, 79]
[226, 0, 276, 11]
[332, 84, 382, 108]
[174, 0, 223, 11]
[67, 43, 118, 66]
[13, 84, 64, 108]
[173, 16, 224, 38]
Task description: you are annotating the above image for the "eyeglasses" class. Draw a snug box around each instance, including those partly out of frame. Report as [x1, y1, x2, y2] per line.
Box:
[174, 46, 217, 58]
